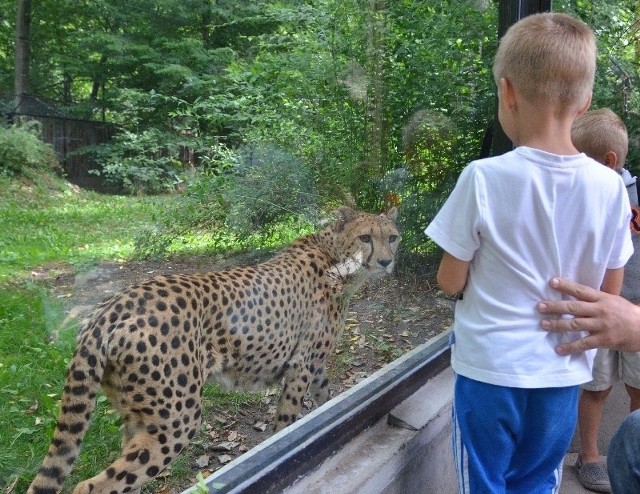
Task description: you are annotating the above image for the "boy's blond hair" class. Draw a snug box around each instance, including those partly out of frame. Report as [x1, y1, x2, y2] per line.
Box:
[572, 108, 629, 168]
[493, 13, 596, 112]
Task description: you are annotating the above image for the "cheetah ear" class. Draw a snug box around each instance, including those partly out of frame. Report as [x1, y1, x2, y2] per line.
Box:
[333, 206, 358, 232]
[384, 207, 398, 222]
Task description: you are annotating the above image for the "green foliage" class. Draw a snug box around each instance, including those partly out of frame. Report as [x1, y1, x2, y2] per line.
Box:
[132, 173, 230, 259]
[3, 0, 640, 255]
[223, 143, 318, 234]
[133, 169, 315, 260]
[0, 283, 123, 492]
[91, 128, 186, 194]
[194, 472, 211, 494]
[0, 174, 161, 280]
[382, 1, 496, 253]
[77, 0, 499, 254]
[0, 123, 60, 178]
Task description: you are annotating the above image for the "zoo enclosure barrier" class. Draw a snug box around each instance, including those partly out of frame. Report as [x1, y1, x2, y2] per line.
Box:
[1, 93, 114, 191]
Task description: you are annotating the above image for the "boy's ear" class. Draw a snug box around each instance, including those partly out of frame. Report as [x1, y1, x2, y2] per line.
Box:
[603, 151, 618, 170]
[500, 78, 517, 109]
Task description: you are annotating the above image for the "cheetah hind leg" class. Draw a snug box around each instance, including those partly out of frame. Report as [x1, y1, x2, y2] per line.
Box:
[71, 411, 202, 494]
[309, 366, 330, 405]
[274, 361, 315, 432]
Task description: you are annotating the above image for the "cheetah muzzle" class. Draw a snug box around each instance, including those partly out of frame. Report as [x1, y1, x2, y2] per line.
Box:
[28, 206, 400, 494]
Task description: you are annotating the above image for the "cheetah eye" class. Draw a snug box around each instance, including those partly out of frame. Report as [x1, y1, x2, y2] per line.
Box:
[389, 235, 398, 243]
[359, 234, 372, 243]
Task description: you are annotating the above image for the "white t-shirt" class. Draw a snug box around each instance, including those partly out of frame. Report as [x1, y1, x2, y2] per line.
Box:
[425, 146, 633, 388]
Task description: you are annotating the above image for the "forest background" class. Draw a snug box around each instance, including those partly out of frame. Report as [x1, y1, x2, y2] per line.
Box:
[2, 1, 640, 492]
[2, 0, 639, 257]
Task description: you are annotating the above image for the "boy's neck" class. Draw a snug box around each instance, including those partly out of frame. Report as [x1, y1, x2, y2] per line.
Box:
[511, 100, 580, 155]
[498, 78, 588, 156]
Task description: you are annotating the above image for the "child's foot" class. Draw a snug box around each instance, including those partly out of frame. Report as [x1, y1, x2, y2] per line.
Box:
[576, 456, 611, 493]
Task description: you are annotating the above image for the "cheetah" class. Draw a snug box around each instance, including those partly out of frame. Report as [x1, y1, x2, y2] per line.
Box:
[27, 206, 399, 494]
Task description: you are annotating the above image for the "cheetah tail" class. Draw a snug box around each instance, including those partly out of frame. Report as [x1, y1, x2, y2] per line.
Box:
[27, 332, 105, 494]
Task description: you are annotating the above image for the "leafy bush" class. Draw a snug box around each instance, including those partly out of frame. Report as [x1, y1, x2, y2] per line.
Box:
[132, 168, 316, 259]
[133, 173, 229, 258]
[131, 142, 319, 258]
[91, 128, 186, 194]
[222, 143, 318, 234]
[0, 123, 60, 177]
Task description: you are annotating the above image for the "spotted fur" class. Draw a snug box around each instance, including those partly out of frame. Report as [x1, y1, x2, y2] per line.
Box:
[27, 206, 399, 494]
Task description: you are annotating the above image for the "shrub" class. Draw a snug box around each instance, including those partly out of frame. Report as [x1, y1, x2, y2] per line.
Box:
[91, 128, 185, 195]
[133, 173, 229, 258]
[222, 142, 318, 234]
[0, 122, 60, 177]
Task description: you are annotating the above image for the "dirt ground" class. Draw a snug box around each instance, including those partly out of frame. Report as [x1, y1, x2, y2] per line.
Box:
[33, 254, 454, 493]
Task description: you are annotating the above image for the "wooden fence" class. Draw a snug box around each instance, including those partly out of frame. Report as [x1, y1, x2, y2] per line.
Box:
[23, 114, 114, 190]
[3, 95, 115, 191]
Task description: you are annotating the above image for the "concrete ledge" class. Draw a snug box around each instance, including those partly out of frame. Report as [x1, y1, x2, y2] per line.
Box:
[283, 367, 455, 494]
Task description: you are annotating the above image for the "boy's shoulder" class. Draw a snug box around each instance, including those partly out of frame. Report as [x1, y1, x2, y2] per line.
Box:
[468, 149, 623, 188]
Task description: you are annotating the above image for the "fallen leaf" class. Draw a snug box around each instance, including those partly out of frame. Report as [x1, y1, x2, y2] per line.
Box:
[212, 414, 228, 425]
[253, 421, 268, 432]
[217, 454, 233, 464]
[195, 454, 210, 468]
[213, 441, 239, 452]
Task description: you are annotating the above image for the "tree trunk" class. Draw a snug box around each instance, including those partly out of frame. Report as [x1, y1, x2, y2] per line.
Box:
[201, 0, 212, 49]
[14, 0, 32, 111]
[364, 0, 387, 182]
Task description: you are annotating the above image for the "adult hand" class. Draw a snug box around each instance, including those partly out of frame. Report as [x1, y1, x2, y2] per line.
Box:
[537, 277, 640, 354]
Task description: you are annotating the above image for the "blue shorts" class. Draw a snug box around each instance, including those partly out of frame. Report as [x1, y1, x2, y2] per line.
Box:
[453, 375, 579, 494]
[609, 409, 640, 493]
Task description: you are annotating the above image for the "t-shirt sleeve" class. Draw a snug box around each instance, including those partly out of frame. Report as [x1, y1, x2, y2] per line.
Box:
[608, 184, 634, 269]
[424, 164, 482, 262]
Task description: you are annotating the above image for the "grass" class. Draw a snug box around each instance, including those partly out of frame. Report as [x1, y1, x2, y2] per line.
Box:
[0, 175, 164, 280]
[0, 283, 123, 492]
[0, 173, 161, 492]
[0, 173, 268, 493]
[0, 289, 260, 494]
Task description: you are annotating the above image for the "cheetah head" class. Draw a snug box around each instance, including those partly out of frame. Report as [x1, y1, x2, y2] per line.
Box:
[328, 206, 400, 280]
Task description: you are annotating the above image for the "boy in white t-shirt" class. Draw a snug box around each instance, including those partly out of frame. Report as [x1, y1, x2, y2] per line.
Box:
[425, 14, 633, 493]
[571, 108, 640, 493]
